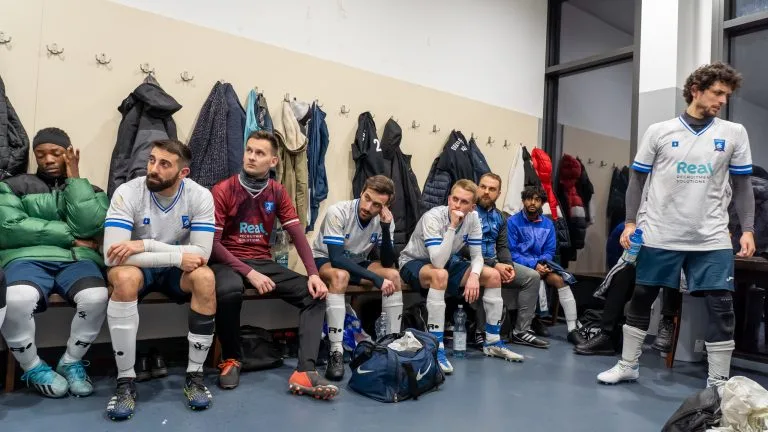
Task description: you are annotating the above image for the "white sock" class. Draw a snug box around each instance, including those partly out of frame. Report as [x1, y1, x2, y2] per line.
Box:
[108, 300, 139, 379]
[426, 288, 446, 348]
[0, 306, 6, 329]
[557, 286, 578, 331]
[483, 288, 503, 344]
[187, 332, 214, 373]
[621, 324, 647, 366]
[1, 285, 41, 371]
[705, 340, 735, 382]
[63, 287, 108, 364]
[382, 291, 403, 334]
[326, 293, 346, 353]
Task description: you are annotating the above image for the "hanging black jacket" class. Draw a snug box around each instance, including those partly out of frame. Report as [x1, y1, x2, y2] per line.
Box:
[189, 82, 229, 189]
[0, 75, 29, 181]
[420, 130, 475, 214]
[224, 84, 245, 177]
[606, 166, 629, 234]
[108, 76, 181, 197]
[577, 157, 594, 224]
[351, 112, 386, 198]
[468, 137, 491, 183]
[379, 119, 421, 257]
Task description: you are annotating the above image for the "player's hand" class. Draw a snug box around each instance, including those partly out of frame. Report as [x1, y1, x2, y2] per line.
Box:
[494, 263, 515, 284]
[620, 223, 636, 250]
[307, 274, 328, 299]
[449, 210, 465, 229]
[535, 263, 549, 276]
[464, 273, 480, 303]
[107, 240, 145, 265]
[246, 270, 276, 295]
[63, 146, 80, 179]
[180, 253, 205, 272]
[74, 238, 100, 250]
[380, 206, 393, 224]
[380, 278, 397, 296]
[738, 231, 756, 257]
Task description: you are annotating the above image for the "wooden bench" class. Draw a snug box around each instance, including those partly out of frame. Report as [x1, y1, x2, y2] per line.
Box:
[4, 284, 410, 393]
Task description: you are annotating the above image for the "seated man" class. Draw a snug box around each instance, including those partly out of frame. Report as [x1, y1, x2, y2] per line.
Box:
[399, 179, 523, 374]
[103, 139, 217, 420]
[471, 173, 548, 349]
[0, 127, 108, 398]
[313, 174, 403, 381]
[211, 130, 337, 399]
[507, 186, 581, 344]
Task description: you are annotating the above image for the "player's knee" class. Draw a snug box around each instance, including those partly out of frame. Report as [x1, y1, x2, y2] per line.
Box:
[706, 291, 735, 339]
[485, 267, 501, 287]
[190, 267, 216, 297]
[387, 269, 402, 290]
[108, 267, 142, 301]
[5, 284, 39, 310]
[74, 287, 108, 307]
[330, 269, 350, 292]
[431, 269, 449, 288]
[548, 273, 565, 287]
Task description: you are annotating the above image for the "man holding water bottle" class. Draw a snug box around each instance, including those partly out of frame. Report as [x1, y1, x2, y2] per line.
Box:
[597, 62, 755, 387]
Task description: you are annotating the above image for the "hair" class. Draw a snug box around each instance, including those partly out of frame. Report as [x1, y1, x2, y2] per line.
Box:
[479, 172, 502, 189]
[247, 130, 279, 155]
[152, 139, 192, 168]
[521, 185, 548, 203]
[683, 62, 743, 104]
[363, 175, 396, 204]
[450, 179, 478, 203]
[34, 127, 69, 142]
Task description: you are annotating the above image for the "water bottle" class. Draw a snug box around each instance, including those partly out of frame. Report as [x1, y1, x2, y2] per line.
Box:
[375, 312, 389, 340]
[453, 305, 467, 358]
[272, 228, 289, 268]
[621, 228, 644, 264]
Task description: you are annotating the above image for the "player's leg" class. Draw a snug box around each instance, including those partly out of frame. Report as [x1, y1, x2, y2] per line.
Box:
[1, 261, 69, 397]
[317, 259, 349, 381]
[544, 272, 580, 341]
[254, 260, 338, 399]
[469, 266, 524, 362]
[179, 266, 216, 410]
[367, 261, 404, 333]
[508, 263, 549, 348]
[0, 269, 6, 331]
[211, 263, 246, 389]
[54, 261, 109, 397]
[106, 265, 144, 420]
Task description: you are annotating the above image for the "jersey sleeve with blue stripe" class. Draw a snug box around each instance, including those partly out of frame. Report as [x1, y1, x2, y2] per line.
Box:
[104, 189, 136, 232]
[189, 193, 216, 232]
[467, 212, 483, 247]
[729, 124, 753, 175]
[422, 213, 445, 249]
[321, 206, 346, 246]
[631, 125, 658, 173]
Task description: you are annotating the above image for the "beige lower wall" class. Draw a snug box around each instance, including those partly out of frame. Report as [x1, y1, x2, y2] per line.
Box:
[561, 125, 630, 274]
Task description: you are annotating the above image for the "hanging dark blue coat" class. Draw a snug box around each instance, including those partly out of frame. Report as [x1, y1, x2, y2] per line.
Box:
[306, 103, 329, 232]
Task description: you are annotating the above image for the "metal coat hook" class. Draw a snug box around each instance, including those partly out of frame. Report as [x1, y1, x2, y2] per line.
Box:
[0, 32, 12, 45]
[487, 136, 495, 146]
[600, 161, 608, 167]
[587, 158, 595, 165]
[411, 120, 420, 129]
[95, 53, 111, 65]
[314, 98, 323, 108]
[46, 43, 64, 55]
[470, 132, 476, 140]
[180, 71, 195, 82]
[432, 124, 441, 133]
[139, 63, 155, 75]
[340, 105, 350, 115]
[284, 93, 291, 102]
[612, 163, 618, 169]
[390, 115, 399, 122]
[503, 140, 511, 149]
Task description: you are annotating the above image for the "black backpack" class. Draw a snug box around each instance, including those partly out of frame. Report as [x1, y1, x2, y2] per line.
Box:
[239, 325, 284, 372]
[401, 301, 428, 332]
[662, 386, 722, 432]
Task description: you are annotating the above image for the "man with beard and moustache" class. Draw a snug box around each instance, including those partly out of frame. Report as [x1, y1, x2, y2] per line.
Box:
[598, 62, 755, 388]
[103, 139, 217, 420]
[468, 173, 549, 349]
[506, 185, 582, 344]
[312, 174, 402, 381]
[209, 130, 338, 399]
[0, 127, 109, 399]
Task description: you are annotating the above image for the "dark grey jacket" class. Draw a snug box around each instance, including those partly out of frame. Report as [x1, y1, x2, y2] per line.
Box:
[0, 74, 29, 180]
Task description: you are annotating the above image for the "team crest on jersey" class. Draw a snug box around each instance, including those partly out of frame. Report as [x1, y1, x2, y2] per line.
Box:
[264, 201, 275, 214]
[181, 215, 191, 229]
[143, 218, 150, 225]
[370, 232, 379, 243]
[671, 141, 679, 148]
[345, 233, 350, 239]
[714, 139, 726, 152]
[463, 234, 469, 243]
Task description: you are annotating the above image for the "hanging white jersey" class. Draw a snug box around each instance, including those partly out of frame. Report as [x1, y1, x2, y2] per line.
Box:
[312, 199, 395, 263]
[398, 205, 483, 267]
[632, 116, 752, 251]
[105, 176, 216, 246]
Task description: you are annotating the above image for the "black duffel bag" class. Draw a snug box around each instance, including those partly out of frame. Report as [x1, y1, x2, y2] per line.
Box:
[239, 325, 284, 371]
[662, 386, 722, 432]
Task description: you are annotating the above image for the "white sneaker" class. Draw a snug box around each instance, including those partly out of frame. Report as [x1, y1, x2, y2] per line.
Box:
[597, 360, 639, 384]
[483, 341, 524, 362]
[437, 349, 453, 374]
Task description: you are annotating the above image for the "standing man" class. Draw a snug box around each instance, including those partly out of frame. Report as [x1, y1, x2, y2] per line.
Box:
[313, 174, 403, 382]
[211, 130, 338, 399]
[472, 173, 548, 349]
[399, 179, 523, 375]
[0, 127, 109, 398]
[103, 139, 217, 420]
[598, 62, 754, 387]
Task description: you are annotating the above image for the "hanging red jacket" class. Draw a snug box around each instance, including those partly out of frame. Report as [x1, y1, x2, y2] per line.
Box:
[530, 148, 559, 219]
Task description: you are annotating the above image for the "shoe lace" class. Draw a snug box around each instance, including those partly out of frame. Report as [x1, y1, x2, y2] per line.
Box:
[60, 360, 89, 382]
[218, 359, 241, 372]
[21, 363, 54, 385]
[330, 351, 344, 363]
[187, 373, 206, 392]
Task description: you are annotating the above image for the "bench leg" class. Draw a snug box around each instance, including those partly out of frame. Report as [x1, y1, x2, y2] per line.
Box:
[5, 349, 15, 393]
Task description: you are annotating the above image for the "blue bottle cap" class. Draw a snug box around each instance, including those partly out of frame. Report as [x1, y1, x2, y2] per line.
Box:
[634, 228, 643, 235]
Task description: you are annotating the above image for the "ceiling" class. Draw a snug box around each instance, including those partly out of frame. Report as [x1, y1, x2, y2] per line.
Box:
[566, 0, 635, 35]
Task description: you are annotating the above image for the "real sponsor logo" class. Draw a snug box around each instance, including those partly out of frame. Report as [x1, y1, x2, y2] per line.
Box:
[675, 161, 714, 184]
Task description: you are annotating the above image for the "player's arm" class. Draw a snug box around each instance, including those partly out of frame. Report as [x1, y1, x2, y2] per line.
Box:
[626, 126, 658, 223]
[731, 126, 755, 256]
[378, 219, 395, 268]
[278, 187, 319, 276]
[466, 213, 484, 276]
[141, 193, 215, 259]
[496, 216, 513, 265]
[425, 216, 455, 269]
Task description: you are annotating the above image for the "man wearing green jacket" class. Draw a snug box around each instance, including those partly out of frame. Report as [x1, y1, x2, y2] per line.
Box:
[0, 127, 109, 398]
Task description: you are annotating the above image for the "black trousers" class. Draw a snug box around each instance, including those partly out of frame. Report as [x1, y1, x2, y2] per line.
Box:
[212, 260, 325, 372]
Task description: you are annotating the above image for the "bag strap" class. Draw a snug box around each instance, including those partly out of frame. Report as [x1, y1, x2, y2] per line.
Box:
[401, 363, 423, 401]
[349, 342, 376, 370]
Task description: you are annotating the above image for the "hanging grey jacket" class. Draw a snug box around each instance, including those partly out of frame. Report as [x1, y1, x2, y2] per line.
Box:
[0, 74, 29, 180]
[189, 82, 229, 189]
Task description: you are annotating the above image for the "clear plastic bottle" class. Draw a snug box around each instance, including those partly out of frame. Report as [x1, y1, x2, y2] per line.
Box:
[621, 228, 644, 264]
[272, 228, 289, 268]
[453, 305, 467, 358]
[375, 312, 389, 340]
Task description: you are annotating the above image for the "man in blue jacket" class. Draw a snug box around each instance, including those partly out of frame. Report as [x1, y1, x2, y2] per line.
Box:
[507, 185, 582, 345]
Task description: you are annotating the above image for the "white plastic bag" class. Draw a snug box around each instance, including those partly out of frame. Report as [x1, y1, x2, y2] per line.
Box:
[709, 376, 768, 432]
[387, 331, 424, 353]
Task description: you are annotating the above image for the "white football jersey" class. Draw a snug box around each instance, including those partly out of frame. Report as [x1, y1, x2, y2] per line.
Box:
[632, 116, 752, 251]
[312, 199, 395, 263]
[398, 205, 483, 267]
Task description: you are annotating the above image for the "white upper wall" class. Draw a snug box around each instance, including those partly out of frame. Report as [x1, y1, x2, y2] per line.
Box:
[108, 0, 548, 117]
